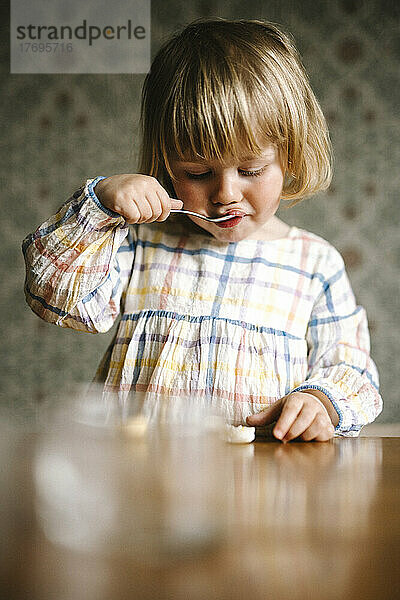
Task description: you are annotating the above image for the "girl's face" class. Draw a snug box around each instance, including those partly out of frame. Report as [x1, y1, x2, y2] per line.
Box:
[170, 144, 285, 242]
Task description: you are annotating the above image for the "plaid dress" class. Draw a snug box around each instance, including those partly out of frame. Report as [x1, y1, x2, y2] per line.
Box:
[23, 177, 382, 434]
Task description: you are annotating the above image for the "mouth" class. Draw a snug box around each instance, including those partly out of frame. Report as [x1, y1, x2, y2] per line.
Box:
[214, 210, 247, 229]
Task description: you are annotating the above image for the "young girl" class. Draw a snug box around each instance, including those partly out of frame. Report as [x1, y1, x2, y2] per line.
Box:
[23, 19, 382, 442]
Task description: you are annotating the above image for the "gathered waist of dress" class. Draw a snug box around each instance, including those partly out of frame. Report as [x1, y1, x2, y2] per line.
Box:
[120, 309, 303, 340]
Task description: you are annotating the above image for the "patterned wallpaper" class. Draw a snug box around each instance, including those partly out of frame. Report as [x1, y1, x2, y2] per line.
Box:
[1, 0, 399, 422]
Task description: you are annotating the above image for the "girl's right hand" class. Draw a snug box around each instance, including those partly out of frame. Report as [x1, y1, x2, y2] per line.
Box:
[94, 174, 183, 224]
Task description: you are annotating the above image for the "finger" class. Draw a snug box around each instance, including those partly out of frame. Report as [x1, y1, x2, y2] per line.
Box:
[143, 192, 163, 223]
[273, 396, 303, 441]
[153, 190, 169, 222]
[314, 429, 335, 442]
[153, 183, 184, 220]
[136, 196, 154, 223]
[246, 400, 282, 426]
[119, 195, 141, 224]
[156, 197, 184, 222]
[300, 414, 335, 442]
[153, 189, 174, 222]
[280, 406, 316, 442]
[119, 189, 153, 224]
[314, 421, 335, 442]
[170, 197, 184, 209]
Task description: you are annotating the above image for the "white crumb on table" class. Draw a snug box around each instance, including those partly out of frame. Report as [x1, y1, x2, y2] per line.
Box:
[224, 424, 255, 444]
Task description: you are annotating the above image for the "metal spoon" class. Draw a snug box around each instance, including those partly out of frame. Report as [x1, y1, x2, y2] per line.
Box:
[170, 209, 238, 222]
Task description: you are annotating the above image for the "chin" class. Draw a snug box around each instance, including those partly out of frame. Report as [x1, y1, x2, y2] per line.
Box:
[212, 227, 250, 243]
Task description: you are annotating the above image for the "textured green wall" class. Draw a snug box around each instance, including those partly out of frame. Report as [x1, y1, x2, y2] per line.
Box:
[1, 0, 399, 422]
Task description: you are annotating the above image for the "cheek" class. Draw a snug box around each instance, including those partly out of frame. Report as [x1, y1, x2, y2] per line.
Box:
[267, 168, 285, 190]
[173, 183, 205, 209]
[173, 181, 195, 200]
[262, 172, 284, 201]
[251, 177, 282, 216]
[171, 180, 182, 198]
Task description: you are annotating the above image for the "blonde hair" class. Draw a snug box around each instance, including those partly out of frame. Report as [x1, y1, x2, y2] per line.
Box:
[139, 18, 332, 205]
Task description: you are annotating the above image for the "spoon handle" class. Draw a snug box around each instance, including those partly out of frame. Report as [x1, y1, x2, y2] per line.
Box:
[170, 209, 233, 222]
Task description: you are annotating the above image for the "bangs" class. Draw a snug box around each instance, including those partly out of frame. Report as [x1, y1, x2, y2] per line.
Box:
[159, 54, 286, 181]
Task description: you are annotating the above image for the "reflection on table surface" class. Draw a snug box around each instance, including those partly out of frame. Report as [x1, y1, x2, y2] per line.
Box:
[1, 424, 399, 600]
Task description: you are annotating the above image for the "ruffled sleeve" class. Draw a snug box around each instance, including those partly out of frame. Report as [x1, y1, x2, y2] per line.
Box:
[290, 246, 383, 436]
[22, 177, 134, 333]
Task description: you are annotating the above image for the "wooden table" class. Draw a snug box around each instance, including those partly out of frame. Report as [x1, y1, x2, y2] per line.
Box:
[2, 433, 399, 600]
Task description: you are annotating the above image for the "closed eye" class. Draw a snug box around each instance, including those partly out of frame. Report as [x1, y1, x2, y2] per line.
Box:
[184, 166, 267, 180]
[239, 167, 267, 177]
[184, 171, 211, 180]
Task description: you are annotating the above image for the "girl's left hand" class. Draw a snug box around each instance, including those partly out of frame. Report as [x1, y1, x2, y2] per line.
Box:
[246, 392, 335, 442]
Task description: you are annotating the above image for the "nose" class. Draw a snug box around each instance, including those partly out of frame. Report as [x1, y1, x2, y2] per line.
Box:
[210, 172, 241, 205]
